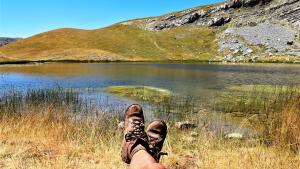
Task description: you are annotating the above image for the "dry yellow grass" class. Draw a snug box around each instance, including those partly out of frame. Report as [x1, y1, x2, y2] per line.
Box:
[0, 25, 219, 63]
[0, 107, 126, 169]
[0, 105, 299, 169]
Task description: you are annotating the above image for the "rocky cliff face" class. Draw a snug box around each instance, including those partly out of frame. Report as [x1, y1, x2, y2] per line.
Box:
[131, 0, 277, 31]
[123, 0, 300, 62]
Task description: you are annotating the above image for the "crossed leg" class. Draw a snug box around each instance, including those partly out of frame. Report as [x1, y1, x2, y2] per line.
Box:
[121, 104, 166, 169]
[129, 150, 165, 169]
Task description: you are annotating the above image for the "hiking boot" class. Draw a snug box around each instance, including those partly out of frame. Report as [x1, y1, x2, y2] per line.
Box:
[146, 120, 168, 162]
[121, 104, 149, 164]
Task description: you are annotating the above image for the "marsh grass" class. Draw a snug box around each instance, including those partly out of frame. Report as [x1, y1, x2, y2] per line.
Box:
[152, 94, 197, 121]
[215, 85, 299, 114]
[0, 88, 81, 116]
[214, 85, 300, 153]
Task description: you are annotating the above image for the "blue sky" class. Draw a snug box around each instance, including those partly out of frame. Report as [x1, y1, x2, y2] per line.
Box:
[0, 0, 223, 38]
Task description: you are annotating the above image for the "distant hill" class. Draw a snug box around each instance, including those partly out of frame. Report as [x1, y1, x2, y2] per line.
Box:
[0, 0, 299, 63]
[0, 37, 21, 47]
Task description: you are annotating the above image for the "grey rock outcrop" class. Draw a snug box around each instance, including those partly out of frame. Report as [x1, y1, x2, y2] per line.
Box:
[208, 17, 231, 26]
[142, 0, 277, 30]
[135, 0, 300, 31]
[270, 0, 300, 28]
[226, 0, 272, 8]
[147, 10, 208, 30]
[146, 9, 232, 30]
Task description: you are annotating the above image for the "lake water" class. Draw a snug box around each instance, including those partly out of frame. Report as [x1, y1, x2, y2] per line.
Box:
[1, 62, 299, 94]
[1, 62, 300, 112]
[0, 63, 300, 103]
[1, 62, 300, 103]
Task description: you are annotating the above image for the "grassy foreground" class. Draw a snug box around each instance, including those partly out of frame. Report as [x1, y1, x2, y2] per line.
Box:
[0, 87, 299, 168]
[0, 107, 299, 169]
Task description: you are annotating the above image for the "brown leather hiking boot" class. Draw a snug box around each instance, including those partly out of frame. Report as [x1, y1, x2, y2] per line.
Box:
[121, 104, 149, 164]
[146, 120, 168, 162]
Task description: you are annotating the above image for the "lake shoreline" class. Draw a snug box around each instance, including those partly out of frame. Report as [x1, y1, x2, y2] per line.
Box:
[0, 59, 299, 66]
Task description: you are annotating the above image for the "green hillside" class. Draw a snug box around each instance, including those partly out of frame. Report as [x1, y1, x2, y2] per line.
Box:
[0, 25, 220, 63]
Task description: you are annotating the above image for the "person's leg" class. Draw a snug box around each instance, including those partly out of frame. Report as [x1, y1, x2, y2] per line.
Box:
[121, 104, 167, 169]
[121, 104, 150, 164]
[129, 150, 165, 169]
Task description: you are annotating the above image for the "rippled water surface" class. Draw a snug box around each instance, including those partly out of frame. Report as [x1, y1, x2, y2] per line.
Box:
[0, 62, 299, 95]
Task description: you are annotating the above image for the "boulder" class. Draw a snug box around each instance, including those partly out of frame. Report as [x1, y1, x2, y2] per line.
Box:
[244, 48, 253, 54]
[190, 132, 199, 137]
[227, 0, 243, 8]
[174, 12, 200, 25]
[214, 3, 230, 11]
[154, 23, 172, 30]
[208, 17, 231, 26]
[225, 132, 244, 139]
[244, 0, 261, 7]
[175, 121, 197, 129]
[118, 121, 125, 129]
[287, 41, 294, 45]
[164, 15, 176, 20]
[250, 55, 259, 62]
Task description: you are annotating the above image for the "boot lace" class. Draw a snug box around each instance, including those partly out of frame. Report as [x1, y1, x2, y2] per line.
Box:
[148, 135, 168, 161]
[125, 119, 147, 142]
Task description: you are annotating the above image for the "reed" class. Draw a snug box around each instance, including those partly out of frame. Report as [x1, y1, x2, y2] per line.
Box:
[213, 85, 300, 152]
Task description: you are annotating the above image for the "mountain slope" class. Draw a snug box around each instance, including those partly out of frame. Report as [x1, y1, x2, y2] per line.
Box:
[0, 0, 299, 63]
[0, 25, 219, 62]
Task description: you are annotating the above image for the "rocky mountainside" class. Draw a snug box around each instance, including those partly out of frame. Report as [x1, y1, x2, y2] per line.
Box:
[122, 0, 300, 62]
[0, 37, 21, 47]
[0, 0, 299, 63]
[130, 0, 299, 30]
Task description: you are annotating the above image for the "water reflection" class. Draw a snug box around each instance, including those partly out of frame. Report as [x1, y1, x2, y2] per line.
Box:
[0, 63, 299, 94]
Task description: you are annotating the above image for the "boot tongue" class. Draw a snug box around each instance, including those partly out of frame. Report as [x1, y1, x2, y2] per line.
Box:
[126, 118, 145, 140]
